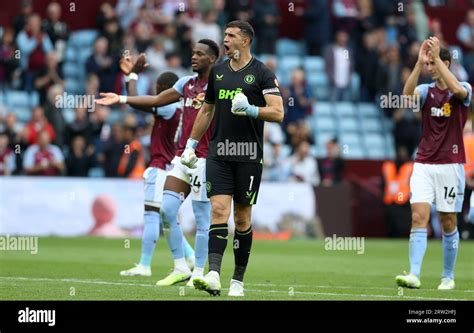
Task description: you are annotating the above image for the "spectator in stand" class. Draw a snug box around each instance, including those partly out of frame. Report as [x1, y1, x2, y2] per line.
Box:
[23, 130, 64, 176]
[331, 0, 358, 32]
[145, 37, 166, 78]
[85, 37, 118, 92]
[42, 84, 65, 147]
[159, 52, 189, 78]
[0, 129, 16, 175]
[252, 0, 280, 54]
[456, 9, 474, 75]
[65, 107, 93, 147]
[357, 31, 379, 102]
[382, 145, 413, 237]
[192, 10, 221, 46]
[318, 138, 345, 187]
[117, 124, 144, 179]
[289, 141, 320, 186]
[16, 13, 53, 91]
[97, 122, 124, 177]
[0, 27, 20, 89]
[376, 44, 403, 104]
[34, 52, 63, 105]
[90, 105, 111, 148]
[225, 0, 252, 22]
[115, 0, 143, 30]
[282, 68, 314, 132]
[22, 106, 56, 146]
[42, 2, 69, 62]
[96, 2, 118, 33]
[66, 135, 95, 177]
[392, 67, 421, 157]
[130, 6, 155, 53]
[3, 113, 20, 150]
[397, 8, 419, 61]
[12, 0, 33, 36]
[285, 120, 314, 152]
[101, 18, 124, 58]
[174, 11, 193, 68]
[294, 0, 332, 56]
[324, 30, 354, 102]
[85, 73, 100, 98]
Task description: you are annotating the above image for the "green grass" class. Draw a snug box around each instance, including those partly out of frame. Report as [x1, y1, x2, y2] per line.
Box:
[0, 237, 473, 300]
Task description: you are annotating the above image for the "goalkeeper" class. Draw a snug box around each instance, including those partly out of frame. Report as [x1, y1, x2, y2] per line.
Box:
[180, 20, 284, 296]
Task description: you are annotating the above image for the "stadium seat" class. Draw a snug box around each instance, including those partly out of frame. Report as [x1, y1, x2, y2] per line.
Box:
[313, 85, 330, 101]
[362, 133, 385, 151]
[307, 71, 329, 87]
[357, 103, 379, 117]
[360, 118, 382, 132]
[366, 146, 386, 160]
[335, 102, 356, 117]
[78, 48, 93, 64]
[338, 117, 359, 132]
[14, 107, 31, 123]
[65, 79, 82, 94]
[313, 102, 332, 116]
[316, 131, 337, 148]
[344, 145, 365, 159]
[304, 56, 325, 72]
[276, 38, 304, 56]
[69, 30, 98, 48]
[63, 108, 75, 123]
[279, 55, 302, 73]
[315, 115, 336, 132]
[63, 62, 82, 79]
[4, 90, 30, 108]
[88, 167, 105, 177]
[339, 132, 361, 147]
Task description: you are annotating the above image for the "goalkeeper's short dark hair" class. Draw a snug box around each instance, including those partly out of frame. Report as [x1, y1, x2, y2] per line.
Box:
[226, 20, 255, 43]
[156, 72, 179, 89]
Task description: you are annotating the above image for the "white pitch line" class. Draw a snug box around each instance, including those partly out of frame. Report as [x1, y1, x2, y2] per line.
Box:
[0, 276, 471, 300]
[248, 283, 474, 293]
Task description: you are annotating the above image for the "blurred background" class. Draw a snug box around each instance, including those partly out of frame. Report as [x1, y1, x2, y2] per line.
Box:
[0, 0, 473, 240]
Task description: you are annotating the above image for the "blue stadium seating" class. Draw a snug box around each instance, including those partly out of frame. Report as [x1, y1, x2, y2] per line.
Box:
[276, 39, 305, 56]
[315, 115, 336, 132]
[304, 56, 325, 72]
[338, 116, 359, 132]
[69, 30, 98, 48]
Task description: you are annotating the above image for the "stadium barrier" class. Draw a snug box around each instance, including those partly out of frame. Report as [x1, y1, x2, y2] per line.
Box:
[0, 177, 317, 238]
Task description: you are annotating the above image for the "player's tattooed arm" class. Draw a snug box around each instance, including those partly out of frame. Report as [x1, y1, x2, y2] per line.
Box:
[428, 36, 468, 101]
[190, 102, 215, 141]
[258, 94, 284, 123]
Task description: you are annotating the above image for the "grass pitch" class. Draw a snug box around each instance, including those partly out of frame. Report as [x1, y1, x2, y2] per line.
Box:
[0, 237, 473, 300]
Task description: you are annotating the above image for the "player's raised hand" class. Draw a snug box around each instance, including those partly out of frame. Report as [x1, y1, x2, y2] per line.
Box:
[95, 92, 120, 105]
[119, 56, 133, 75]
[132, 53, 149, 74]
[417, 39, 429, 64]
[427, 36, 440, 59]
[180, 138, 198, 169]
[231, 92, 259, 118]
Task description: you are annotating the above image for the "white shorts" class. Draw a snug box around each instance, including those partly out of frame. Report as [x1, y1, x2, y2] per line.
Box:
[409, 162, 465, 213]
[167, 156, 209, 202]
[144, 167, 169, 208]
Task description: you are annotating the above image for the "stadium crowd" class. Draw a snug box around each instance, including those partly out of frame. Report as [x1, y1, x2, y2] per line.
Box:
[0, 0, 473, 189]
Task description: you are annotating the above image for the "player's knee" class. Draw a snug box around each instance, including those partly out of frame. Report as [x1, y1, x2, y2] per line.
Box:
[161, 191, 182, 226]
[439, 213, 457, 232]
[411, 211, 429, 228]
[234, 218, 250, 231]
[211, 200, 230, 222]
